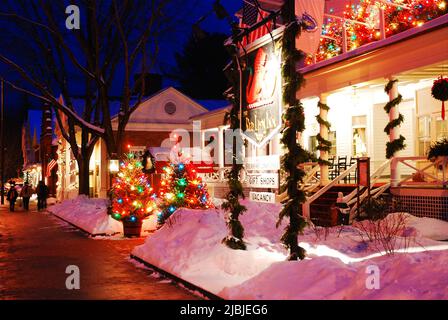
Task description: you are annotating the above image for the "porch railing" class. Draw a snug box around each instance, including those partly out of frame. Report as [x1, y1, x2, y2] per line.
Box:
[307, 3, 446, 66]
[302, 159, 391, 220]
[391, 156, 448, 188]
[299, 162, 321, 193]
[346, 160, 391, 220]
[302, 162, 358, 219]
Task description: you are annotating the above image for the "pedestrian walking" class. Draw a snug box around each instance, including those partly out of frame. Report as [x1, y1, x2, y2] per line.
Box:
[20, 182, 34, 211]
[7, 181, 19, 212]
[36, 180, 49, 211]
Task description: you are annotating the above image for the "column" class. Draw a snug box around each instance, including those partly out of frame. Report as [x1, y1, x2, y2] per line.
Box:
[218, 126, 225, 180]
[99, 139, 109, 198]
[319, 94, 330, 186]
[65, 140, 71, 198]
[271, 133, 281, 156]
[389, 77, 400, 187]
[200, 130, 206, 150]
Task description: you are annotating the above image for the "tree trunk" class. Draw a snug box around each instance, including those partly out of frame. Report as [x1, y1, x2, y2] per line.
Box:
[77, 156, 90, 196]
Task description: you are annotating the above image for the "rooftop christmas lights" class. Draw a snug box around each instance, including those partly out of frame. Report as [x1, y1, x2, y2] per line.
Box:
[307, 0, 447, 64]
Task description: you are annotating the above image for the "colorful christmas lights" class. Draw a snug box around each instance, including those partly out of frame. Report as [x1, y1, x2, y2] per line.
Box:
[157, 160, 213, 224]
[307, 0, 447, 64]
[109, 152, 157, 223]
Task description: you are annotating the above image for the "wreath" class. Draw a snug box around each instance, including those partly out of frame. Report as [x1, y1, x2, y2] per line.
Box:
[431, 76, 448, 120]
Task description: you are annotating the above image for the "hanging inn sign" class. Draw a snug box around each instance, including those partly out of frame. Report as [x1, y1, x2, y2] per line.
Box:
[241, 38, 283, 147]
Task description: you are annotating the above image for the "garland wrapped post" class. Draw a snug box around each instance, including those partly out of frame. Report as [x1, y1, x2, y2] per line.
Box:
[316, 100, 332, 184]
[384, 79, 406, 159]
[276, 0, 310, 261]
[221, 46, 247, 250]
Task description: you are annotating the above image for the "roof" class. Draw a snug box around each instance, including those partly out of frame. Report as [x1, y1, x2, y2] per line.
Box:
[190, 104, 232, 120]
[194, 99, 229, 111]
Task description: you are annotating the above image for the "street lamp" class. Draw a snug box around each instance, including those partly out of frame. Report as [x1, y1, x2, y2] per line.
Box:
[108, 159, 119, 174]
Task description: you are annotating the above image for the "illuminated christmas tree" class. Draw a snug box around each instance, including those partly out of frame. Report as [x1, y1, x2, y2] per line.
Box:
[157, 153, 213, 224]
[110, 152, 157, 225]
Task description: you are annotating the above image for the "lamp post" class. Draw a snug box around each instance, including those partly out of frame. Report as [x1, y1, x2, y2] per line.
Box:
[108, 154, 119, 192]
[108, 159, 119, 174]
[1, 79, 4, 205]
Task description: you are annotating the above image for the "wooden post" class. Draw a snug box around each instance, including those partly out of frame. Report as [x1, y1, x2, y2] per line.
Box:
[388, 77, 400, 187]
[319, 94, 330, 186]
[218, 126, 225, 180]
[342, 20, 348, 53]
[379, 8, 386, 40]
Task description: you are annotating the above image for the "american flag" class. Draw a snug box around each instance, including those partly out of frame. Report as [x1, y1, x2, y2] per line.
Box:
[242, 0, 258, 26]
[240, 1, 273, 47]
[46, 159, 57, 177]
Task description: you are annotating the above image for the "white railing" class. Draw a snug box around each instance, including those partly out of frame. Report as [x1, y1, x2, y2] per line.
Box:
[299, 162, 321, 193]
[302, 163, 357, 218]
[346, 160, 391, 220]
[308, 9, 387, 64]
[197, 167, 231, 184]
[391, 156, 448, 188]
[302, 159, 392, 220]
[307, 5, 446, 66]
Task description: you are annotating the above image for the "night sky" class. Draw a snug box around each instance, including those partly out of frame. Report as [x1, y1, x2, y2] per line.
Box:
[1, 0, 242, 137]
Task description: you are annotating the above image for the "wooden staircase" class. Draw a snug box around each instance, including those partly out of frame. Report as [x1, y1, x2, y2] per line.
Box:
[310, 185, 357, 227]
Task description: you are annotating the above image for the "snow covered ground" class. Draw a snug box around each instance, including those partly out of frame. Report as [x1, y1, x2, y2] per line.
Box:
[132, 200, 448, 300]
[48, 196, 158, 236]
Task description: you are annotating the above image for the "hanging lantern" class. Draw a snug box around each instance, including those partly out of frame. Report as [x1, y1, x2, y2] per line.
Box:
[432, 76, 448, 120]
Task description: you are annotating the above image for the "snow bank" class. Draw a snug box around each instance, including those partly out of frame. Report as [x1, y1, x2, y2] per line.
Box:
[132, 201, 448, 299]
[48, 196, 158, 236]
[395, 213, 448, 241]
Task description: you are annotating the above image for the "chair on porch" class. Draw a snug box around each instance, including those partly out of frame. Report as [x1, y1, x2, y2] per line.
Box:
[328, 156, 336, 180]
[348, 156, 357, 183]
[337, 156, 347, 182]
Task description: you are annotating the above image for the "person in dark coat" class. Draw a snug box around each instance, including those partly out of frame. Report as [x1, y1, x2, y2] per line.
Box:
[20, 182, 34, 211]
[36, 180, 49, 211]
[7, 182, 19, 212]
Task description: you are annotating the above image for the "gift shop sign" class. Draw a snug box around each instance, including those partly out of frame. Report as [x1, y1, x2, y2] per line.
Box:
[249, 191, 276, 204]
[246, 173, 279, 189]
[241, 40, 283, 147]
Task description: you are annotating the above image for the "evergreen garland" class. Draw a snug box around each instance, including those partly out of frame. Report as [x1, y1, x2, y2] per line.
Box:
[316, 101, 332, 165]
[383, 114, 404, 134]
[276, 0, 309, 261]
[221, 46, 247, 250]
[384, 79, 406, 159]
[315, 114, 332, 129]
[386, 135, 406, 160]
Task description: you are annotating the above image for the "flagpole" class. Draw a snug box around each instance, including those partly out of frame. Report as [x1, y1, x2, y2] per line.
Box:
[1, 79, 5, 205]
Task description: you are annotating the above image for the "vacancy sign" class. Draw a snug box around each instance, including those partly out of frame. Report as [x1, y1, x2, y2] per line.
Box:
[250, 192, 276, 204]
[246, 173, 279, 189]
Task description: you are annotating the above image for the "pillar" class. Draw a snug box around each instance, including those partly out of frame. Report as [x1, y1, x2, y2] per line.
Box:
[388, 77, 400, 187]
[319, 94, 330, 186]
[271, 133, 281, 156]
[218, 126, 225, 180]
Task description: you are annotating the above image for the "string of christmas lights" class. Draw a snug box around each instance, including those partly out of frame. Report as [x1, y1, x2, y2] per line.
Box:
[109, 152, 158, 223]
[157, 156, 213, 224]
[308, 0, 447, 64]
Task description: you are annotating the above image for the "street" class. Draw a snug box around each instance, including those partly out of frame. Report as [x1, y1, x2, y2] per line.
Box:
[0, 202, 198, 300]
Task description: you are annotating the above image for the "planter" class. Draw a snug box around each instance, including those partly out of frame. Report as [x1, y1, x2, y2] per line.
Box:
[123, 219, 143, 238]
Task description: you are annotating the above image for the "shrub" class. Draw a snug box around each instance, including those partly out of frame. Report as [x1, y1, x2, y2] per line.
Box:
[354, 212, 414, 255]
[358, 197, 389, 221]
[427, 138, 448, 161]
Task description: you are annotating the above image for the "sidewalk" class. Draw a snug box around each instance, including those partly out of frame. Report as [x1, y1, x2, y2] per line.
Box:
[0, 205, 198, 300]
